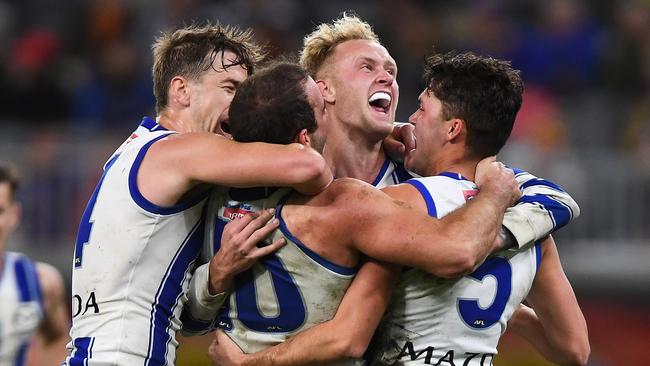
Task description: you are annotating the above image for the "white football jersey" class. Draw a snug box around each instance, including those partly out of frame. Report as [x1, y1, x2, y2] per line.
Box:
[65, 117, 208, 366]
[373, 157, 414, 188]
[368, 173, 541, 366]
[204, 188, 358, 360]
[0, 252, 43, 366]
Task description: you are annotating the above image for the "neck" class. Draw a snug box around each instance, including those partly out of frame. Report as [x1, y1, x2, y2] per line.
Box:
[323, 122, 387, 183]
[428, 155, 479, 182]
[157, 110, 193, 133]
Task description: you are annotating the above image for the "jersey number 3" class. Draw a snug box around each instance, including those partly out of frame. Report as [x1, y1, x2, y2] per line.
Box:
[457, 256, 512, 329]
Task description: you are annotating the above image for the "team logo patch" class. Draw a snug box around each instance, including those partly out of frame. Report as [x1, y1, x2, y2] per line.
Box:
[463, 189, 478, 201]
[223, 206, 254, 220]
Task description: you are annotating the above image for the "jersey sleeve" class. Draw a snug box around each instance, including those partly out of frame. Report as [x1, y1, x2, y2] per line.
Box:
[179, 263, 228, 336]
[503, 168, 580, 248]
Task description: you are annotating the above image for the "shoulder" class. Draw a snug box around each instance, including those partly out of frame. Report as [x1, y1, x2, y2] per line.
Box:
[324, 178, 385, 203]
[35, 262, 65, 300]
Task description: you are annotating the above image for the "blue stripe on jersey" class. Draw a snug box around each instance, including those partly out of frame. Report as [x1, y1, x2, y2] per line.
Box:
[534, 241, 542, 272]
[14, 256, 43, 306]
[14, 341, 28, 366]
[140, 117, 168, 132]
[128, 133, 209, 215]
[511, 167, 525, 176]
[275, 197, 357, 276]
[406, 179, 438, 217]
[372, 158, 391, 186]
[69, 337, 94, 366]
[145, 217, 205, 366]
[179, 309, 214, 334]
[518, 195, 572, 228]
[393, 161, 414, 183]
[520, 178, 566, 193]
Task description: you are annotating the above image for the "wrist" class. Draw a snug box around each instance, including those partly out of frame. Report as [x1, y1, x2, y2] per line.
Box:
[208, 258, 234, 295]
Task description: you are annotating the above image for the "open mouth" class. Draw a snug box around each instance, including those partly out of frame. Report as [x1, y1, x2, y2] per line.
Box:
[215, 119, 232, 139]
[369, 91, 391, 114]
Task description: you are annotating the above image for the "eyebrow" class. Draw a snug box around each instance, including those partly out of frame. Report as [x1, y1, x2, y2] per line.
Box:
[222, 77, 242, 87]
[358, 56, 397, 71]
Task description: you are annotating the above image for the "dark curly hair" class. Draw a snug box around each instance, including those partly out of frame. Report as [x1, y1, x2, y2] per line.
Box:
[423, 51, 523, 158]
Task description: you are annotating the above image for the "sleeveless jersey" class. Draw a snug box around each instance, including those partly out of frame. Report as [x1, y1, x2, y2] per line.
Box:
[205, 187, 357, 359]
[372, 156, 413, 189]
[0, 252, 43, 366]
[65, 117, 209, 366]
[368, 173, 541, 366]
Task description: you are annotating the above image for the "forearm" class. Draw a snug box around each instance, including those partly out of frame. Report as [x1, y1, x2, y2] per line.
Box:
[240, 322, 358, 366]
[431, 192, 508, 277]
[509, 305, 558, 361]
[181, 263, 228, 336]
[282, 144, 333, 195]
[522, 237, 590, 365]
[213, 260, 398, 366]
[509, 304, 587, 366]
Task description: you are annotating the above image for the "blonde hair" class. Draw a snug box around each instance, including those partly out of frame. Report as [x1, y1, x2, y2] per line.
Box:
[300, 13, 379, 77]
[152, 22, 265, 113]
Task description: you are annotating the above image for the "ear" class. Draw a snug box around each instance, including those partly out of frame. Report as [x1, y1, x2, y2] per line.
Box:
[169, 76, 191, 107]
[295, 128, 311, 147]
[447, 118, 464, 141]
[316, 79, 335, 104]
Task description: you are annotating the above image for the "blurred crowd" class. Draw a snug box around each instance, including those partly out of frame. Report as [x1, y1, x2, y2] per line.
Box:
[1, 0, 649, 256]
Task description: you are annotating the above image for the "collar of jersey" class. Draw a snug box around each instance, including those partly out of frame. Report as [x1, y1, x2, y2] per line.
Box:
[140, 116, 169, 132]
[438, 171, 470, 182]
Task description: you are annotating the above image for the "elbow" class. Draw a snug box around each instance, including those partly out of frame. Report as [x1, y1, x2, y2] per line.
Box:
[295, 148, 331, 192]
[340, 336, 370, 360]
[554, 337, 590, 366]
[563, 341, 590, 366]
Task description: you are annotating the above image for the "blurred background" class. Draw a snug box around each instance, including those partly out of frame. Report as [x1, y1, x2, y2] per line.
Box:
[1, 0, 648, 365]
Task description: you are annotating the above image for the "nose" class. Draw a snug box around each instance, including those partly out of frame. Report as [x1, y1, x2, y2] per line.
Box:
[377, 69, 394, 85]
[408, 111, 417, 125]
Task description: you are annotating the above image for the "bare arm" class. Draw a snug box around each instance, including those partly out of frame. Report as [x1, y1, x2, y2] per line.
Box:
[208, 260, 400, 365]
[507, 236, 590, 365]
[140, 133, 332, 205]
[35, 263, 68, 344]
[344, 158, 519, 278]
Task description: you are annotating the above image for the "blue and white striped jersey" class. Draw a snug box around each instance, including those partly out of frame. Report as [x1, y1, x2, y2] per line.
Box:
[0, 252, 43, 366]
[65, 117, 208, 366]
[368, 173, 542, 365]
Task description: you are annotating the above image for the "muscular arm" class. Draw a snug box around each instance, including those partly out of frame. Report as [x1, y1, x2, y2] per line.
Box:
[35, 262, 68, 344]
[507, 236, 590, 365]
[503, 169, 580, 248]
[140, 133, 332, 205]
[343, 176, 513, 278]
[209, 259, 400, 365]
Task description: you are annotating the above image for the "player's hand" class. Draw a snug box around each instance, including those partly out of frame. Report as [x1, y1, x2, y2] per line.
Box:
[208, 329, 247, 366]
[383, 122, 416, 161]
[208, 208, 286, 294]
[475, 157, 521, 208]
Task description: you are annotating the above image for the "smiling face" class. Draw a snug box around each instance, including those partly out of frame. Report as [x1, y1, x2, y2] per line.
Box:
[405, 89, 452, 176]
[189, 50, 248, 135]
[321, 39, 399, 139]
